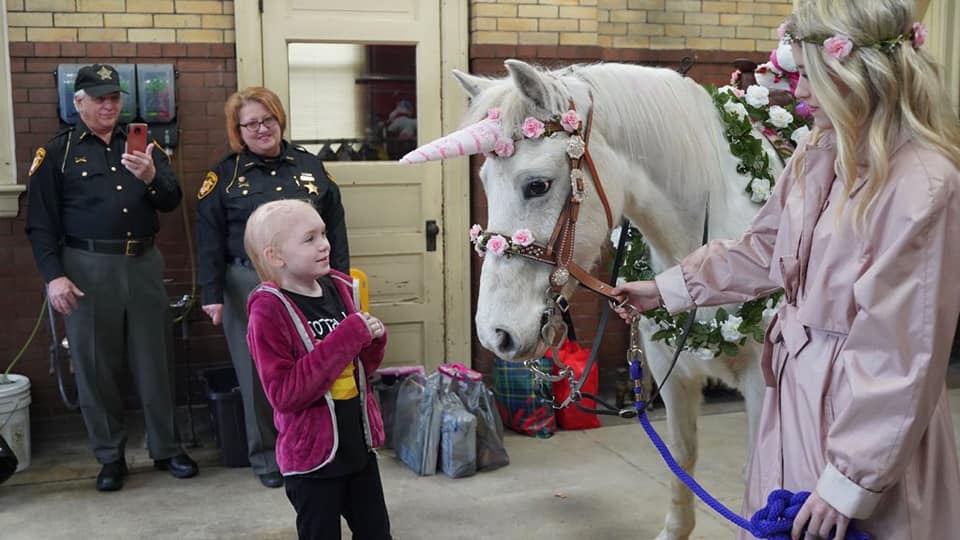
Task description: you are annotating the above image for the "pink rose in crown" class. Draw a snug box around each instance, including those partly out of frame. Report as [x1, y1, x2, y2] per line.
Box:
[777, 22, 788, 40]
[511, 229, 534, 247]
[912, 22, 927, 49]
[823, 34, 853, 60]
[494, 137, 515, 158]
[730, 69, 742, 86]
[469, 224, 482, 242]
[521, 117, 545, 139]
[487, 108, 501, 121]
[560, 110, 580, 133]
[486, 234, 508, 256]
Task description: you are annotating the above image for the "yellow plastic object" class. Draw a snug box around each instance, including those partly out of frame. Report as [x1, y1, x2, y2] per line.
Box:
[349, 267, 369, 312]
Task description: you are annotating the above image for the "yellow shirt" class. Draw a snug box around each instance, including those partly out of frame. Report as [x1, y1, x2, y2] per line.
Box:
[331, 362, 359, 400]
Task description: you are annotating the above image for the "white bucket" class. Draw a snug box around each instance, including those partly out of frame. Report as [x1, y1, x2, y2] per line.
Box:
[0, 374, 32, 472]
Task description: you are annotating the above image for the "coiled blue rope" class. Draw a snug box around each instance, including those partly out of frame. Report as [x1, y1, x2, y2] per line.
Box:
[630, 359, 870, 540]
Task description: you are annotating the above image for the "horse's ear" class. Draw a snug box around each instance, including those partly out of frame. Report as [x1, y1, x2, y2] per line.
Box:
[452, 70, 494, 99]
[505, 59, 549, 110]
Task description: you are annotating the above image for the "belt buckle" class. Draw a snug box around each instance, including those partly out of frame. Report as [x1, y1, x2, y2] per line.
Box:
[124, 239, 141, 256]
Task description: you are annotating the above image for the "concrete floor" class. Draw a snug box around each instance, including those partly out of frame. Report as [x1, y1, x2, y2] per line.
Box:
[2, 388, 959, 540]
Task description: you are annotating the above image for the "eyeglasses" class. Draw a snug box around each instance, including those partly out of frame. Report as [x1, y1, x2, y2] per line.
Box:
[239, 116, 278, 132]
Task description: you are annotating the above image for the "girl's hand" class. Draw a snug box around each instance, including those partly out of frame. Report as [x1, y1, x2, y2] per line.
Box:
[791, 491, 850, 540]
[359, 312, 385, 339]
[609, 280, 661, 322]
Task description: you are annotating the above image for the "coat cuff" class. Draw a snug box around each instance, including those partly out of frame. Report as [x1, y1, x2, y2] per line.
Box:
[654, 265, 696, 314]
[816, 462, 882, 520]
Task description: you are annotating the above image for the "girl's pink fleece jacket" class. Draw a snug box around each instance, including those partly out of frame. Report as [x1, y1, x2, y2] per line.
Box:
[246, 270, 386, 475]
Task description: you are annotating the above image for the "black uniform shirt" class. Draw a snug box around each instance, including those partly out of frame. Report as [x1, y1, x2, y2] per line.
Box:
[195, 141, 349, 305]
[24, 121, 182, 282]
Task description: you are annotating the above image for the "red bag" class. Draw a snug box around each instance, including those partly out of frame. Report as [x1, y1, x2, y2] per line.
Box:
[547, 340, 602, 430]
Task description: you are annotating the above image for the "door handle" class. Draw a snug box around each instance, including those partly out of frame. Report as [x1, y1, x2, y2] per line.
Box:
[425, 220, 440, 252]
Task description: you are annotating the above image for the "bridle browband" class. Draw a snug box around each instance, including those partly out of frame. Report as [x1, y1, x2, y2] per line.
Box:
[485, 94, 625, 314]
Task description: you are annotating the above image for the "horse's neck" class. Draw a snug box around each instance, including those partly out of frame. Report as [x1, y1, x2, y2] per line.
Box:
[621, 141, 757, 275]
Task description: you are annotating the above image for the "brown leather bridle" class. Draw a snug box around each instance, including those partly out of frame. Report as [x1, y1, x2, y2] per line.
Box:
[477, 96, 627, 312]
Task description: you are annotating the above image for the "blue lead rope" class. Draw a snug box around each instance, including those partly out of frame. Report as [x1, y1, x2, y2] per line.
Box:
[629, 360, 871, 540]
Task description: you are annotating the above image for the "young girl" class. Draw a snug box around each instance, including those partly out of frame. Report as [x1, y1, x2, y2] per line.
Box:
[615, 1, 960, 539]
[244, 199, 391, 540]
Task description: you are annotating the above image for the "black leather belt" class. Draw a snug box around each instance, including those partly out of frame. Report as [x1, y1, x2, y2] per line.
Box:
[230, 257, 253, 268]
[66, 236, 155, 257]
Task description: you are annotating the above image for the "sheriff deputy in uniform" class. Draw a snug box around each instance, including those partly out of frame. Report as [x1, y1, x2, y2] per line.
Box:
[196, 86, 349, 488]
[25, 64, 198, 492]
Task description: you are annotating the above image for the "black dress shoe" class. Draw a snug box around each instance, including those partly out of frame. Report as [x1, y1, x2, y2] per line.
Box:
[96, 459, 128, 492]
[153, 453, 198, 479]
[259, 471, 284, 488]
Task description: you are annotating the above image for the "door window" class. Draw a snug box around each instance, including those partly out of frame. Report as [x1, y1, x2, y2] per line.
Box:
[288, 43, 417, 162]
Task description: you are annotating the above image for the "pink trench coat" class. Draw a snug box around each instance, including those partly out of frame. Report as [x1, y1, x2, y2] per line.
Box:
[656, 130, 960, 539]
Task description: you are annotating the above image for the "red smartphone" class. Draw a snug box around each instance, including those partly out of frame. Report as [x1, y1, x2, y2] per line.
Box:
[126, 123, 148, 154]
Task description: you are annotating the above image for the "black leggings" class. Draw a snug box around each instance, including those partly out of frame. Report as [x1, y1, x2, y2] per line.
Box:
[284, 454, 391, 540]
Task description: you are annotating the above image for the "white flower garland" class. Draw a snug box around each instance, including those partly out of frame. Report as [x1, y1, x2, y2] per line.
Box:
[611, 78, 814, 359]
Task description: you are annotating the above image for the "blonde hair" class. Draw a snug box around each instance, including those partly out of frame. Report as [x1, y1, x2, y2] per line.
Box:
[243, 199, 316, 283]
[224, 87, 288, 153]
[788, 0, 960, 226]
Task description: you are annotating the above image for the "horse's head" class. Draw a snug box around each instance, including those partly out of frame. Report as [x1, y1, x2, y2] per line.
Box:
[403, 60, 621, 361]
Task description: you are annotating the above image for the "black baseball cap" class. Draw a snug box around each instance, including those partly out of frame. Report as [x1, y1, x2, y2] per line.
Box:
[74, 64, 125, 97]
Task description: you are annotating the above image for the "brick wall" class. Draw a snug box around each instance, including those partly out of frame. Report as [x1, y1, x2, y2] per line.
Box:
[471, 0, 792, 52]
[3, 38, 236, 418]
[6, 0, 235, 43]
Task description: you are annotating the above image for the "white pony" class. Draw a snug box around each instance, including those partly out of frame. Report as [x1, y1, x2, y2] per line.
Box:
[404, 60, 784, 540]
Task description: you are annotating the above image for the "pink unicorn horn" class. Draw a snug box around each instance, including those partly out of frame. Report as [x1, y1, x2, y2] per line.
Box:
[400, 117, 503, 164]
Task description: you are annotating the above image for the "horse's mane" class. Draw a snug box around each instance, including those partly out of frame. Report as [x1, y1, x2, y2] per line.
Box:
[464, 62, 733, 212]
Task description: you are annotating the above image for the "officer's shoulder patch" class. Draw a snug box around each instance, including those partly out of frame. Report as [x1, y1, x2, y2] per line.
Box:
[198, 171, 218, 200]
[28, 147, 46, 176]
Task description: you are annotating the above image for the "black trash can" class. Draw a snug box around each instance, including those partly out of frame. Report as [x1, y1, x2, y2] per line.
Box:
[202, 367, 250, 468]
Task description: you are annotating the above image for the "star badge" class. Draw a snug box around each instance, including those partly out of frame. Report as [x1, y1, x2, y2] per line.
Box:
[97, 66, 113, 80]
[304, 182, 319, 195]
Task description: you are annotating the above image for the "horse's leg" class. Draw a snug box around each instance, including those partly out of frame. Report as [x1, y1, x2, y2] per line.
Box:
[645, 343, 703, 540]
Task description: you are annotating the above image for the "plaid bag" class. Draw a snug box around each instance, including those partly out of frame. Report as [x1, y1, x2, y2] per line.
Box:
[492, 357, 556, 438]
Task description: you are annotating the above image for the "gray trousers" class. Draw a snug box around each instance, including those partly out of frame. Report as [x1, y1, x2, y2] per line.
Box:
[223, 263, 279, 475]
[62, 246, 181, 464]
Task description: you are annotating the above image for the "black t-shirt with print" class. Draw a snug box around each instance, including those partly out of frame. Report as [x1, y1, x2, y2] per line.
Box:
[284, 275, 369, 478]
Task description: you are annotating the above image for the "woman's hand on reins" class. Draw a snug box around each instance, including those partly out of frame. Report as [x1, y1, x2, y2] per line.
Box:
[791, 491, 850, 540]
[610, 280, 662, 322]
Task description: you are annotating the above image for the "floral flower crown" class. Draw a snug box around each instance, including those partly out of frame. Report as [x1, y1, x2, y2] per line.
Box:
[780, 21, 927, 61]
[484, 107, 585, 160]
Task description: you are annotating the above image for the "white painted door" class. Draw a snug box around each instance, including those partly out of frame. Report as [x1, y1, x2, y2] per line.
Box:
[260, 0, 446, 369]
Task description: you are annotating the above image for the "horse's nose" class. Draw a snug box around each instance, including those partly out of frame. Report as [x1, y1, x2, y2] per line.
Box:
[494, 327, 518, 357]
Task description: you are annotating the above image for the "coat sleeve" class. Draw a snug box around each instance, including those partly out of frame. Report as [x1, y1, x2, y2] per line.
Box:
[654, 155, 796, 314]
[247, 294, 373, 414]
[25, 142, 65, 283]
[145, 145, 181, 212]
[323, 179, 350, 274]
[359, 332, 387, 377]
[196, 164, 227, 305]
[816, 171, 960, 519]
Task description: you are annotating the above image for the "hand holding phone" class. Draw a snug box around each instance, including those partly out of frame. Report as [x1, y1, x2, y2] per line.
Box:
[121, 123, 156, 184]
[126, 123, 148, 155]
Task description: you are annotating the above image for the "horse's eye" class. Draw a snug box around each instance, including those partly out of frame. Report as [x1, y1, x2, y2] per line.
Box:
[523, 179, 553, 199]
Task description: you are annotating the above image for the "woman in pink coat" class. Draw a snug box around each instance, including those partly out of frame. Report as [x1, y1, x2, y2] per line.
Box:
[614, 1, 960, 539]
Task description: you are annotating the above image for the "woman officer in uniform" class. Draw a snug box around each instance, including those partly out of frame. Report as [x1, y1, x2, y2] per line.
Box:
[196, 87, 349, 488]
